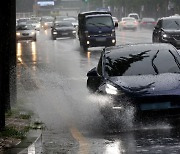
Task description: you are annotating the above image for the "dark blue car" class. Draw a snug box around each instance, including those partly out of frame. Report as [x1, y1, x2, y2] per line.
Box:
[87, 43, 180, 125]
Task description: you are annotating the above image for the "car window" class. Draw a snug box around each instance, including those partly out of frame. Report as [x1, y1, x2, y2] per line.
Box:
[54, 22, 73, 27]
[16, 25, 34, 30]
[162, 18, 180, 29]
[105, 48, 180, 76]
[86, 16, 114, 27]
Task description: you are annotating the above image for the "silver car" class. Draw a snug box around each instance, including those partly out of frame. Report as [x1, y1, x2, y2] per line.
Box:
[16, 24, 37, 42]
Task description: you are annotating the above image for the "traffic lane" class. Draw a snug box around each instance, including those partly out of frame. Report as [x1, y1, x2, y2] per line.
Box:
[16, 29, 104, 153]
[116, 28, 153, 45]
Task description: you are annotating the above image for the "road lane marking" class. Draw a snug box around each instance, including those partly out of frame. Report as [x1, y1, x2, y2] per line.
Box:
[70, 127, 89, 154]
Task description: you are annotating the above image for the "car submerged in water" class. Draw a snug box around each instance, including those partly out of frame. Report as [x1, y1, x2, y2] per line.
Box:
[87, 43, 180, 126]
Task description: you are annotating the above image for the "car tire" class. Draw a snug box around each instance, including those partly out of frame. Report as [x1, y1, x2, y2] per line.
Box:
[83, 44, 88, 51]
[52, 36, 56, 40]
[33, 37, 36, 42]
[87, 78, 97, 93]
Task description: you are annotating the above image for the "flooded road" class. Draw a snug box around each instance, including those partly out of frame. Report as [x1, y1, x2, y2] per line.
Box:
[16, 28, 180, 153]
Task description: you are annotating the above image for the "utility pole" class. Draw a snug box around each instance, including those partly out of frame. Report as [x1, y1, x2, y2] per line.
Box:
[0, 0, 16, 129]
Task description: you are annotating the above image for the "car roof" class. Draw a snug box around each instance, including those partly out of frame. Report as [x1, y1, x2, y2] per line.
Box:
[78, 11, 111, 17]
[122, 17, 136, 20]
[104, 43, 176, 56]
[159, 16, 180, 20]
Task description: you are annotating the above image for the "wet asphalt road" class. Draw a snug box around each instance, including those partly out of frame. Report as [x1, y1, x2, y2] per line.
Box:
[16, 28, 180, 154]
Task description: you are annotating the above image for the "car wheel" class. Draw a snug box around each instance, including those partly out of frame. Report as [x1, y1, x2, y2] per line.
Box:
[72, 35, 76, 39]
[152, 36, 156, 43]
[87, 78, 97, 93]
[33, 37, 36, 42]
[82, 44, 88, 51]
[52, 36, 56, 40]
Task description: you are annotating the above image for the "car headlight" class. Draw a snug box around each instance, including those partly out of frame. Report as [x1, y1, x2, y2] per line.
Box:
[16, 32, 20, 36]
[53, 31, 57, 34]
[72, 30, 76, 33]
[105, 83, 118, 95]
[162, 32, 170, 39]
[31, 32, 35, 35]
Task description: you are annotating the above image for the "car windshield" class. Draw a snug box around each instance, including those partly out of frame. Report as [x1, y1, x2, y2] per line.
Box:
[86, 16, 114, 27]
[54, 22, 73, 27]
[16, 25, 34, 30]
[104, 47, 180, 76]
[162, 18, 180, 29]
[42, 18, 54, 22]
[27, 20, 39, 24]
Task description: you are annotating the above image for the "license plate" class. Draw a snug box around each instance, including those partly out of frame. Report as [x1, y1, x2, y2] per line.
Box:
[140, 102, 171, 111]
[62, 33, 68, 36]
[22, 33, 29, 36]
[96, 38, 106, 41]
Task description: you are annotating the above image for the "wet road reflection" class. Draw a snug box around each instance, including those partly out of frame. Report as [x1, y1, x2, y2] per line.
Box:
[16, 29, 180, 153]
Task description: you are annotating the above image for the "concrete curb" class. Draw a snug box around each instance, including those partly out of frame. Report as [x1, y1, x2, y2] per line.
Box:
[4, 130, 42, 154]
[18, 130, 42, 154]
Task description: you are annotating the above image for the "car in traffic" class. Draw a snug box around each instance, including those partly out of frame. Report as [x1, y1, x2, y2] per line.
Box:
[30, 16, 41, 22]
[139, 17, 157, 29]
[119, 17, 138, 31]
[51, 21, 76, 40]
[87, 43, 180, 125]
[41, 16, 54, 30]
[16, 24, 37, 42]
[78, 11, 117, 51]
[128, 13, 140, 22]
[63, 17, 78, 28]
[27, 20, 41, 31]
[152, 16, 180, 49]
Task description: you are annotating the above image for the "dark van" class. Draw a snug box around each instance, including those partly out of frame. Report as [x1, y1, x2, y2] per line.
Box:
[78, 11, 117, 51]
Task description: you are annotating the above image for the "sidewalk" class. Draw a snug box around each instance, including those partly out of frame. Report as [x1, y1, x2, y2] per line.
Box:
[0, 110, 42, 154]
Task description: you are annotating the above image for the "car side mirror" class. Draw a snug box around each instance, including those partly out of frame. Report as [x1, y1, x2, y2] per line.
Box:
[87, 67, 98, 77]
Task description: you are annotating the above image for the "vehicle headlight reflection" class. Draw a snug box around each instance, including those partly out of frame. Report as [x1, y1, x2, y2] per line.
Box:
[72, 30, 76, 33]
[105, 83, 118, 95]
[16, 32, 20, 36]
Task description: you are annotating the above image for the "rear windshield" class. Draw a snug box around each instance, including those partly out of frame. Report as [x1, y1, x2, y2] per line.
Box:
[104, 47, 180, 76]
[86, 16, 114, 27]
